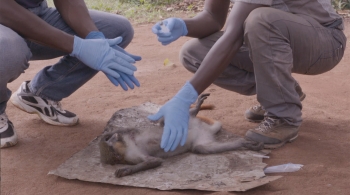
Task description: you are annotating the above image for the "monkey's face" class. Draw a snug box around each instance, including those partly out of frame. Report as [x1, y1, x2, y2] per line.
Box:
[105, 133, 128, 164]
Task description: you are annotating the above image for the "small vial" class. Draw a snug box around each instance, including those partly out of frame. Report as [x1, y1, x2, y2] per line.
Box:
[159, 21, 170, 33]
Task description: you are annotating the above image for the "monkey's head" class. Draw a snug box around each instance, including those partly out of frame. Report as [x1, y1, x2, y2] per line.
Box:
[99, 132, 128, 165]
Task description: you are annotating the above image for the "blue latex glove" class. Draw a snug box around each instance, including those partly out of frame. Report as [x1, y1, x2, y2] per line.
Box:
[148, 82, 198, 152]
[85, 31, 141, 90]
[152, 17, 188, 46]
[70, 36, 136, 85]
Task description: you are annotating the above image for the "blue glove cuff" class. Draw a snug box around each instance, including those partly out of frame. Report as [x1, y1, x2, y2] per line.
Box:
[85, 31, 106, 39]
[70, 35, 82, 57]
[175, 81, 198, 104]
[178, 19, 188, 36]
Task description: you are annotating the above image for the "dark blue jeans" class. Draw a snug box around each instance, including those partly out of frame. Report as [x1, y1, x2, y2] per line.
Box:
[0, 0, 134, 114]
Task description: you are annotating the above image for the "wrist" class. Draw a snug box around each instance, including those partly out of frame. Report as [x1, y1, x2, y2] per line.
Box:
[175, 81, 198, 104]
[63, 33, 75, 53]
[70, 35, 82, 57]
[178, 18, 188, 36]
[85, 31, 105, 39]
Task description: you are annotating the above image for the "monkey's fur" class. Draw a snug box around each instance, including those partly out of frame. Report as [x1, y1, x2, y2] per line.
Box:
[99, 94, 263, 178]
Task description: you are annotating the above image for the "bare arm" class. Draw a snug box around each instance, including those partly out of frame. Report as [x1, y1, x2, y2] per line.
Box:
[184, 0, 230, 38]
[0, 0, 73, 52]
[53, 0, 98, 38]
[189, 2, 265, 93]
[0, 0, 98, 53]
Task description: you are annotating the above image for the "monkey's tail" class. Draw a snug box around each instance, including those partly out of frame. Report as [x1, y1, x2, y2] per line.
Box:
[190, 104, 215, 110]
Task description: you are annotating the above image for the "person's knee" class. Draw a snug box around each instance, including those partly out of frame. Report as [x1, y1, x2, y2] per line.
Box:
[244, 7, 277, 38]
[0, 37, 31, 83]
[179, 39, 202, 73]
[117, 17, 134, 48]
[103, 15, 134, 48]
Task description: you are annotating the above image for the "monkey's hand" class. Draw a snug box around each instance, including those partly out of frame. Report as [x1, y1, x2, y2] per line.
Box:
[115, 167, 133, 178]
[242, 140, 264, 151]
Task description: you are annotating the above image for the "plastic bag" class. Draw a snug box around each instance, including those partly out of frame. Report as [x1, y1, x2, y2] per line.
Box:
[163, 58, 176, 67]
[264, 163, 303, 173]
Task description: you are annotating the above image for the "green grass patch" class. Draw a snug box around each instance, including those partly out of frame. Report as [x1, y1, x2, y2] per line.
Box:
[47, 0, 350, 21]
[332, 0, 350, 10]
[46, 0, 197, 24]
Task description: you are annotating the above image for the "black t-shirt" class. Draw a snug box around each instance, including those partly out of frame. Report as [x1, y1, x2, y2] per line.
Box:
[15, 0, 43, 8]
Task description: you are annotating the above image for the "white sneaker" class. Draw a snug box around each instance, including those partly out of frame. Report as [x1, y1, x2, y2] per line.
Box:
[0, 112, 18, 148]
[10, 81, 79, 126]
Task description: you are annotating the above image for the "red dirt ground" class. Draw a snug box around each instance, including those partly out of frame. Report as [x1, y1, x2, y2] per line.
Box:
[1, 21, 350, 195]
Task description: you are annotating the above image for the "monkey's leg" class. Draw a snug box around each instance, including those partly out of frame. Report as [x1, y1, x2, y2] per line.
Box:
[115, 157, 163, 177]
[192, 139, 263, 154]
[189, 93, 210, 117]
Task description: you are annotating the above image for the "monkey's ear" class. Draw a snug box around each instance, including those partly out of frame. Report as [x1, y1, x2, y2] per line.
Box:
[100, 134, 113, 146]
[106, 134, 119, 147]
[106, 141, 113, 147]
[106, 138, 115, 147]
[102, 133, 113, 141]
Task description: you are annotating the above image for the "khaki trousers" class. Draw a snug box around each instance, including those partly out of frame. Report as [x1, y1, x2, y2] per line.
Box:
[180, 7, 346, 126]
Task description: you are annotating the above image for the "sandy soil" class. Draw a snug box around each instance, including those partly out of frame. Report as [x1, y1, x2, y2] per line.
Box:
[1, 21, 350, 195]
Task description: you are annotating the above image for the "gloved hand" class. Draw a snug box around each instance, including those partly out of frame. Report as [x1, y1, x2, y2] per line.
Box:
[148, 81, 198, 152]
[152, 17, 188, 46]
[70, 36, 136, 87]
[85, 31, 141, 90]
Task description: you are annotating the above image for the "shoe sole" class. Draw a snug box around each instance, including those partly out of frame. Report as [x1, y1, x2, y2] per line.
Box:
[263, 134, 299, 149]
[10, 93, 78, 127]
[1, 134, 18, 149]
[299, 93, 306, 102]
[245, 118, 264, 123]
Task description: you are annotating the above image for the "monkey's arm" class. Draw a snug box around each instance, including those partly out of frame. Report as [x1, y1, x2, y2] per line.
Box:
[115, 157, 164, 177]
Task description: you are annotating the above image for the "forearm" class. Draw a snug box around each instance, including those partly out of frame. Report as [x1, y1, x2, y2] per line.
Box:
[184, 0, 230, 38]
[184, 11, 224, 38]
[189, 2, 264, 94]
[189, 33, 243, 94]
[0, 0, 73, 52]
[54, 0, 98, 38]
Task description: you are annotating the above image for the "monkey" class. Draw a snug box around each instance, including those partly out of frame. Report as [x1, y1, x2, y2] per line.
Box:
[99, 94, 263, 178]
